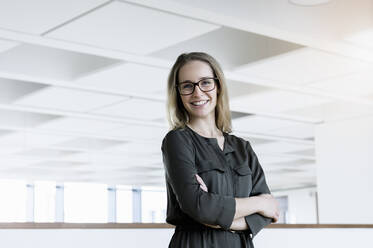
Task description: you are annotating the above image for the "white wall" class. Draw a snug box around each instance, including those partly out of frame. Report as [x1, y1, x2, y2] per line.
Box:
[0, 228, 371, 248]
[0, 228, 173, 248]
[254, 228, 371, 248]
[315, 115, 373, 223]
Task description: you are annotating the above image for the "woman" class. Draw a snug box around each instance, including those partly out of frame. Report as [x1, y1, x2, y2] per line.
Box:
[162, 52, 279, 248]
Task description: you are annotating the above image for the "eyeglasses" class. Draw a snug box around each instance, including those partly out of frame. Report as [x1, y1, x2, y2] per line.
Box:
[176, 77, 218, 96]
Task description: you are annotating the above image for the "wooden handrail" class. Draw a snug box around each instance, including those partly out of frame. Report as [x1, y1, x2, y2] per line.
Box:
[0, 223, 372, 229]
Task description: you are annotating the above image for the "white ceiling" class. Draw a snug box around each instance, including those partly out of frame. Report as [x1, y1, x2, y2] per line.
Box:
[0, 0, 372, 191]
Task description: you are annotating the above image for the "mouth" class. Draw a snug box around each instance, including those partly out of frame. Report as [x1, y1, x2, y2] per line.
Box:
[190, 100, 209, 107]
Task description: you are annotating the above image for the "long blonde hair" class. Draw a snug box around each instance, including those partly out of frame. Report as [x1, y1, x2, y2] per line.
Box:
[166, 52, 232, 133]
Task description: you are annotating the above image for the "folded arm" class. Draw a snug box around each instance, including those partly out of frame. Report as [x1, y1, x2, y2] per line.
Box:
[196, 174, 273, 231]
[243, 141, 277, 238]
[162, 131, 236, 230]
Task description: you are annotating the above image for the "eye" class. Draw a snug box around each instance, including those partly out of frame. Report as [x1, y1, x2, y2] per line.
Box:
[181, 83, 193, 89]
[201, 80, 212, 86]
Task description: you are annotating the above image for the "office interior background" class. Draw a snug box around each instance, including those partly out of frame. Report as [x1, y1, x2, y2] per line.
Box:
[0, 0, 372, 247]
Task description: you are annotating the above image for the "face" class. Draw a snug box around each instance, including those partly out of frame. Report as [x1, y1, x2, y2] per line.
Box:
[178, 60, 218, 121]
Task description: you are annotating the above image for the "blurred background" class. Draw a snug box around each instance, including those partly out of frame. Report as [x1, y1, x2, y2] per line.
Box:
[0, 1, 372, 246]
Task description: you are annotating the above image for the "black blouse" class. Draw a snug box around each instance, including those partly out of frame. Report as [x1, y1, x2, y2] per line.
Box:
[162, 126, 272, 248]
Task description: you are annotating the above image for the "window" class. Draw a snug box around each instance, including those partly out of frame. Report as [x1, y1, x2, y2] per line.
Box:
[116, 185, 133, 223]
[141, 186, 166, 223]
[275, 195, 288, 224]
[0, 179, 27, 222]
[64, 182, 107, 223]
[34, 181, 56, 222]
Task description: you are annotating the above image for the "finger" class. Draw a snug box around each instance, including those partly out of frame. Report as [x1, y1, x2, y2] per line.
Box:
[195, 174, 207, 188]
[195, 174, 203, 185]
[274, 215, 278, 222]
[200, 184, 208, 192]
[195, 174, 208, 192]
[195, 174, 203, 184]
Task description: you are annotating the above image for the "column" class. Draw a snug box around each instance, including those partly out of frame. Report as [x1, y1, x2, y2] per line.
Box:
[315, 115, 373, 223]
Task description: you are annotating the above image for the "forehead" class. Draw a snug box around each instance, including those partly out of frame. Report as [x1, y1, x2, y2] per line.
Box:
[178, 60, 214, 82]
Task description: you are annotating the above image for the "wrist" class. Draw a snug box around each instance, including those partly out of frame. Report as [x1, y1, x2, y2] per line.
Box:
[251, 196, 263, 213]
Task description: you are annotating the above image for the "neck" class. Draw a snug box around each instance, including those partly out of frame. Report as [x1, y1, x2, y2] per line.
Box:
[188, 115, 222, 138]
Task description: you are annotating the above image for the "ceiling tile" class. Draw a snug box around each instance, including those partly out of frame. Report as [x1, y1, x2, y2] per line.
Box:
[0, 131, 75, 147]
[75, 62, 168, 97]
[0, 44, 120, 80]
[268, 159, 315, 167]
[238, 136, 275, 146]
[235, 48, 371, 85]
[151, 27, 302, 69]
[232, 115, 299, 133]
[227, 80, 270, 99]
[254, 141, 313, 154]
[258, 154, 300, 166]
[230, 111, 252, 120]
[0, 157, 43, 167]
[286, 148, 315, 157]
[30, 160, 88, 169]
[91, 98, 166, 121]
[101, 124, 168, 141]
[46, 1, 219, 55]
[344, 28, 373, 49]
[284, 101, 373, 122]
[0, 129, 14, 137]
[15, 148, 80, 158]
[0, 145, 25, 155]
[0, 78, 47, 104]
[0, 39, 19, 53]
[0, 0, 108, 34]
[307, 70, 373, 97]
[53, 137, 126, 151]
[363, 93, 373, 100]
[37, 117, 124, 134]
[0, 109, 60, 128]
[14, 86, 127, 112]
[64, 151, 161, 167]
[267, 168, 305, 174]
[104, 141, 161, 155]
[264, 122, 315, 139]
[230, 89, 330, 113]
[0, 167, 93, 182]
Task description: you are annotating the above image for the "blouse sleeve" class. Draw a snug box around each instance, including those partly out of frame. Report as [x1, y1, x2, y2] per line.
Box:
[244, 141, 273, 238]
[162, 130, 236, 230]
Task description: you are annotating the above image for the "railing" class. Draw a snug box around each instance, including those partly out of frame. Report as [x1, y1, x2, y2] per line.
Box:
[0, 223, 371, 228]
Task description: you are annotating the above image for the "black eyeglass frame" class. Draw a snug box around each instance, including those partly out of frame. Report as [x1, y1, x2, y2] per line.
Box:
[176, 77, 219, 96]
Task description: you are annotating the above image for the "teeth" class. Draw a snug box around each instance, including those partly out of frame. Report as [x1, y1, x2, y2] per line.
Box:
[191, 100, 208, 106]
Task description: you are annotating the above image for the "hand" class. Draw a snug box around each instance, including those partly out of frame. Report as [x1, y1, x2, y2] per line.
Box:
[195, 175, 219, 228]
[256, 194, 280, 223]
[203, 223, 220, 229]
[229, 217, 248, 231]
[195, 174, 208, 192]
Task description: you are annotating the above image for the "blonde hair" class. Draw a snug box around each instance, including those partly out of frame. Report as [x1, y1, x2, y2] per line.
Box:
[166, 52, 232, 133]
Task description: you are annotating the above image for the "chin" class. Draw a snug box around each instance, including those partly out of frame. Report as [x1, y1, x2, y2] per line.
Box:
[189, 110, 214, 119]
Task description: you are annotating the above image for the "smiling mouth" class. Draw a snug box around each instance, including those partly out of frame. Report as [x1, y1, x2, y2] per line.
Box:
[190, 100, 209, 106]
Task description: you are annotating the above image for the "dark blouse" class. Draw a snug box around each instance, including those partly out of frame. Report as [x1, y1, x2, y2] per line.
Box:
[162, 126, 272, 248]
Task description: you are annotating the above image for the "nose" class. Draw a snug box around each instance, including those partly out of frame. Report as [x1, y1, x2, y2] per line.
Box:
[192, 84, 204, 96]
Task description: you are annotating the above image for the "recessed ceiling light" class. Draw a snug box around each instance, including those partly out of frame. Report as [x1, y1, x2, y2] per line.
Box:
[289, 0, 333, 6]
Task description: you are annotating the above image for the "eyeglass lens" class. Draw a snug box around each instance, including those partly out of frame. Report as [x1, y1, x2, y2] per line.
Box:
[178, 78, 216, 95]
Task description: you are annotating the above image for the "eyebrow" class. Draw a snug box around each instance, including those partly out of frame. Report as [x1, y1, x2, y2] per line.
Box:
[179, 76, 214, 84]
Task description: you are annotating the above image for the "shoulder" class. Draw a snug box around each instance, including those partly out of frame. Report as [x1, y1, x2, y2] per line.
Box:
[162, 127, 193, 148]
[226, 132, 250, 146]
[163, 127, 189, 141]
[226, 133, 254, 152]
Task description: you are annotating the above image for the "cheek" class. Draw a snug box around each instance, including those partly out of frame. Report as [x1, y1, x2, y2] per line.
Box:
[180, 96, 189, 108]
[210, 92, 218, 107]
